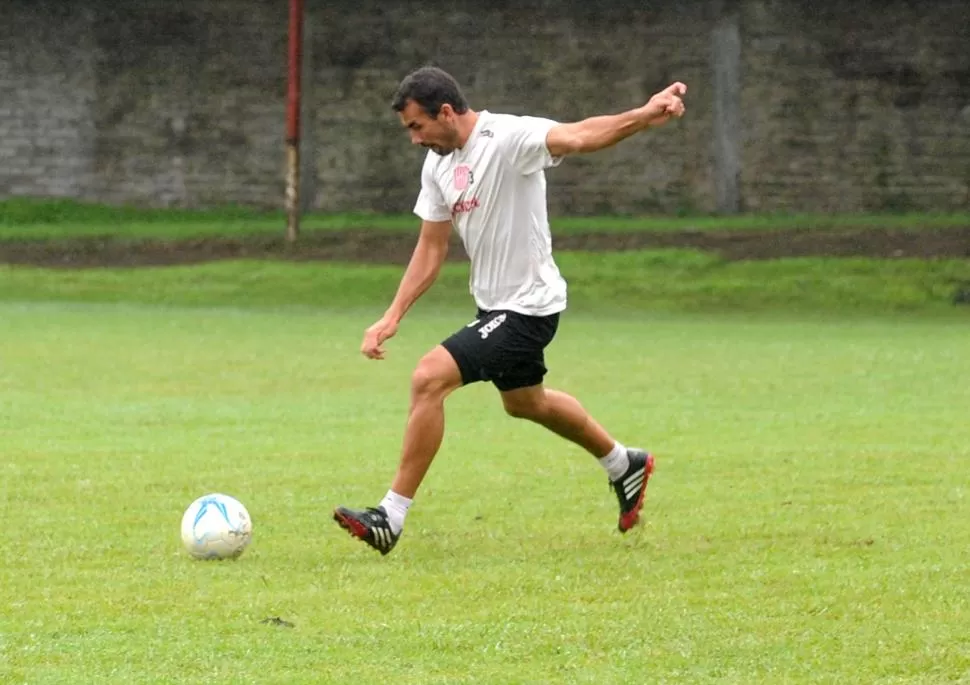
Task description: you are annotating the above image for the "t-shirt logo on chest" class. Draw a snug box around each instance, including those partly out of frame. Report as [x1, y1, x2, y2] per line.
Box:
[453, 165, 474, 191]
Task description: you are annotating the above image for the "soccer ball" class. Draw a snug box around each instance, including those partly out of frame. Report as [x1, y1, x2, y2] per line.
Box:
[180, 493, 253, 560]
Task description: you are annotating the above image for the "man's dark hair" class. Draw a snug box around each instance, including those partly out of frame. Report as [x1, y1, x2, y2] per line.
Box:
[391, 66, 469, 118]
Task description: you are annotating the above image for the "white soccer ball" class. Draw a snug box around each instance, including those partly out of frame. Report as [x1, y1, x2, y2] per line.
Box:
[180, 493, 253, 560]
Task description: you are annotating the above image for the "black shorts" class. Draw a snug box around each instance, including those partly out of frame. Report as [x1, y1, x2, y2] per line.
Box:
[441, 309, 560, 392]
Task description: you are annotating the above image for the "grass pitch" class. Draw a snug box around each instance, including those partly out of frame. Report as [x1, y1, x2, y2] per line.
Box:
[2, 200, 968, 682]
[1, 298, 969, 683]
[2, 198, 969, 239]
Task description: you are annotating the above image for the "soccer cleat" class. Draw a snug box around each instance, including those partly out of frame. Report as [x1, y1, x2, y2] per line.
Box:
[333, 505, 400, 555]
[610, 449, 655, 532]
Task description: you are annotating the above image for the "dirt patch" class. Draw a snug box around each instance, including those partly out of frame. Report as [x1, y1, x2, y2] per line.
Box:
[1, 226, 968, 268]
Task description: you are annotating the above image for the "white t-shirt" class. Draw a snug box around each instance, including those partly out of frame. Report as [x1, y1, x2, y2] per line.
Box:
[412, 110, 568, 317]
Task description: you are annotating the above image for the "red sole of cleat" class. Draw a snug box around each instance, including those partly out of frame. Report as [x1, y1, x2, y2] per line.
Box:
[333, 511, 369, 539]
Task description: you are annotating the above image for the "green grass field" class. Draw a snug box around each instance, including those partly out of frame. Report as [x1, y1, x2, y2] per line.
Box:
[2, 298, 970, 683]
[3, 198, 970, 239]
[2, 251, 970, 315]
[1, 204, 969, 683]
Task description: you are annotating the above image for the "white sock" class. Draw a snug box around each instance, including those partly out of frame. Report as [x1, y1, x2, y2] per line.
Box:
[598, 442, 630, 481]
[379, 490, 412, 535]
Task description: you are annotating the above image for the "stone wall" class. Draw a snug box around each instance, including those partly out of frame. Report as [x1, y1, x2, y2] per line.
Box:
[1, 0, 968, 215]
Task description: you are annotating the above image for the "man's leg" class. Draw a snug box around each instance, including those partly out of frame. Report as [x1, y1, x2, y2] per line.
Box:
[391, 345, 464, 498]
[333, 345, 464, 554]
[501, 385, 614, 457]
[482, 311, 655, 532]
[500, 383, 655, 533]
[490, 309, 614, 461]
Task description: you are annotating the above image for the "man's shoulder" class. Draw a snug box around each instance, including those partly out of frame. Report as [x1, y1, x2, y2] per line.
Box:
[481, 111, 558, 134]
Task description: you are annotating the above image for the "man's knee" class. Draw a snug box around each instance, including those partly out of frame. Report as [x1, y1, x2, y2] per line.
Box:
[505, 402, 540, 420]
[501, 387, 547, 421]
[411, 363, 445, 398]
[411, 347, 462, 400]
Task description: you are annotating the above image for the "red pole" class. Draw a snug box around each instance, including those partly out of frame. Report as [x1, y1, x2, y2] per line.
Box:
[284, 0, 304, 242]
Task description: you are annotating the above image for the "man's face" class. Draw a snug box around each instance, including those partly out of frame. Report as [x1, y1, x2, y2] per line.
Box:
[398, 100, 460, 156]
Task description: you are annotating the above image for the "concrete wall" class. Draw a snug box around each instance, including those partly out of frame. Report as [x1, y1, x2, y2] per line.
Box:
[1, 0, 968, 215]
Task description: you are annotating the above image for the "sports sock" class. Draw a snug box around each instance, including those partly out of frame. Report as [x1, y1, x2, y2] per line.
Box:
[598, 442, 630, 481]
[379, 490, 412, 535]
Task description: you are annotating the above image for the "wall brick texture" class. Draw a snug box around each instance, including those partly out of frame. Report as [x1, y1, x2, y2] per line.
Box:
[1, 0, 968, 215]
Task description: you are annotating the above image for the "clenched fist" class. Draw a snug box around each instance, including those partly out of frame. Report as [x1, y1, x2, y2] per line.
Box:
[644, 82, 687, 126]
[361, 315, 399, 360]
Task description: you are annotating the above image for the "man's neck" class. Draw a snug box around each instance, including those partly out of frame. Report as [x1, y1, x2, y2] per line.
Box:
[455, 110, 480, 149]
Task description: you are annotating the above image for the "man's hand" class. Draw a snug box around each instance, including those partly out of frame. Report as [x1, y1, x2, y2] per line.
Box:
[361, 315, 399, 360]
[643, 82, 687, 127]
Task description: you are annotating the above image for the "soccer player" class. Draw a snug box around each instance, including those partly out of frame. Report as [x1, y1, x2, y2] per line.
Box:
[334, 66, 687, 554]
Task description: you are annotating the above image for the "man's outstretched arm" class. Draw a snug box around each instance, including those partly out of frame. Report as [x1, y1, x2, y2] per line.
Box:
[360, 219, 452, 360]
[546, 82, 687, 157]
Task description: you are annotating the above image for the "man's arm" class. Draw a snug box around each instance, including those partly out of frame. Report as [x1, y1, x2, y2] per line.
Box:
[384, 219, 452, 322]
[546, 82, 687, 157]
[360, 219, 451, 360]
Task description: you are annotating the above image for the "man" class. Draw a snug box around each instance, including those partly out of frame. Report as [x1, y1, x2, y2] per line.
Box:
[334, 66, 687, 555]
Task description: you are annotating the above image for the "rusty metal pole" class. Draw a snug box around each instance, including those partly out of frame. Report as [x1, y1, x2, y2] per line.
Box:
[284, 0, 304, 242]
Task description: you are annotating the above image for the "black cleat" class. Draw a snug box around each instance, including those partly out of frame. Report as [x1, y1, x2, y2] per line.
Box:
[333, 505, 400, 555]
[611, 449, 655, 532]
